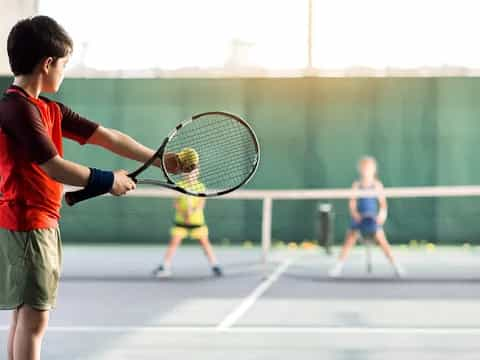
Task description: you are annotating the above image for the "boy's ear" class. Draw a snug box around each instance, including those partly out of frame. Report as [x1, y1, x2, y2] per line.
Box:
[40, 57, 55, 74]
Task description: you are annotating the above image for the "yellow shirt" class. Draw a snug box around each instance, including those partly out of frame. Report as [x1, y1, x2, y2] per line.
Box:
[174, 181, 205, 226]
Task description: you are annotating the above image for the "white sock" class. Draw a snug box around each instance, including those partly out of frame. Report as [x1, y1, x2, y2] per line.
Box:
[329, 261, 345, 276]
[392, 261, 405, 275]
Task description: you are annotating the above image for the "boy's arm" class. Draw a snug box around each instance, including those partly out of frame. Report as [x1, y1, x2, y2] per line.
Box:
[376, 181, 388, 224]
[40, 155, 135, 196]
[7, 101, 134, 196]
[87, 126, 160, 166]
[3, 102, 135, 195]
[40, 155, 90, 186]
[59, 103, 159, 166]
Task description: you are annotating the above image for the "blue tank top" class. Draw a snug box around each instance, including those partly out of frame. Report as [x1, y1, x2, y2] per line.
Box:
[357, 183, 378, 216]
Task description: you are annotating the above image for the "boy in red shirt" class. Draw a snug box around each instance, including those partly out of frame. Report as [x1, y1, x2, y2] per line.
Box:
[0, 16, 163, 360]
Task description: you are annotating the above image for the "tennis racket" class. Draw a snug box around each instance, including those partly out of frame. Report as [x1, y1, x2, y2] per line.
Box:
[65, 111, 260, 206]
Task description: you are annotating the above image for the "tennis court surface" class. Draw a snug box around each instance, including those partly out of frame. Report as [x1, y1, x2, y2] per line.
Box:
[2, 245, 480, 360]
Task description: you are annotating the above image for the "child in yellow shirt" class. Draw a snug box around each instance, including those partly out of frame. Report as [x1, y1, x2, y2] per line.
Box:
[153, 170, 222, 277]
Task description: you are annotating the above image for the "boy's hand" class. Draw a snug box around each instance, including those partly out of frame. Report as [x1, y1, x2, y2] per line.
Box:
[110, 170, 136, 196]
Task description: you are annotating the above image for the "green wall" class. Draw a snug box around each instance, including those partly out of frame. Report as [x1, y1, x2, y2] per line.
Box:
[1, 77, 480, 245]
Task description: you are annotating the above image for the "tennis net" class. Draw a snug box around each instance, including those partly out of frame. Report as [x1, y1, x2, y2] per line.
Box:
[121, 185, 480, 262]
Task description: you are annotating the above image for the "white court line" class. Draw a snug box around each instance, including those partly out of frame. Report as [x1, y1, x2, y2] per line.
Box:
[216, 257, 295, 330]
[1, 325, 480, 335]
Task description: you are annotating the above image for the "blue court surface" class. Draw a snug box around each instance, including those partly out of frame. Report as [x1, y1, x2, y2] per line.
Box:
[2, 245, 480, 359]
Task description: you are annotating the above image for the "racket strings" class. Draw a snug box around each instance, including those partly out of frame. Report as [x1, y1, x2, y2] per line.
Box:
[165, 114, 258, 195]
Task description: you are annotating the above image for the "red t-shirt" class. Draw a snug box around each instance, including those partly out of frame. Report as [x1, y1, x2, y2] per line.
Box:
[0, 85, 99, 231]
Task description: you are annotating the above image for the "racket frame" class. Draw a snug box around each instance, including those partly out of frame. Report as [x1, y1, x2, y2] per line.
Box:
[129, 111, 260, 197]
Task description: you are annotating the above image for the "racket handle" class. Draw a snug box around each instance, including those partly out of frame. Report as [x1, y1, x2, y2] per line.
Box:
[64, 188, 105, 206]
[64, 168, 115, 206]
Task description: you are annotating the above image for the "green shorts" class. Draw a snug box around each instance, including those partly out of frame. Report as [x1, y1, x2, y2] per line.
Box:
[0, 227, 62, 311]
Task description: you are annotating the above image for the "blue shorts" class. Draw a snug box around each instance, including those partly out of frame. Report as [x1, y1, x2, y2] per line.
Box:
[350, 217, 382, 235]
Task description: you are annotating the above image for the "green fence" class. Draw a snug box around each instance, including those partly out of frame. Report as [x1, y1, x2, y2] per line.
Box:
[1, 77, 480, 244]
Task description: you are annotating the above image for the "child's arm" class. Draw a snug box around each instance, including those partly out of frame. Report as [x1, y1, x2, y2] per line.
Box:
[349, 181, 361, 222]
[174, 198, 191, 224]
[191, 198, 206, 212]
[40, 155, 135, 196]
[183, 199, 206, 224]
[173, 199, 187, 216]
[173, 199, 180, 211]
[197, 199, 206, 210]
[376, 181, 388, 224]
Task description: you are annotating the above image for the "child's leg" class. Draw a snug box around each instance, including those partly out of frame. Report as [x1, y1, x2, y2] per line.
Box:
[329, 230, 359, 276]
[161, 227, 188, 268]
[198, 236, 218, 266]
[338, 230, 359, 261]
[8, 309, 18, 360]
[14, 305, 49, 360]
[153, 229, 186, 276]
[163, 235, 184, 267]
[197, 235, 223, 276]
[192, 227, 218, 266]
[375, 230, 405, 276]
[374, 229, 395, 263]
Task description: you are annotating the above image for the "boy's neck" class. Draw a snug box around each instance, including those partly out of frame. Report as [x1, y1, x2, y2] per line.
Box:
[12, 75, 42, 98]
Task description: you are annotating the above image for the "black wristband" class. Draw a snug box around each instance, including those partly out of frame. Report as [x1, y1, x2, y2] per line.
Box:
[86, 168, 114, 197]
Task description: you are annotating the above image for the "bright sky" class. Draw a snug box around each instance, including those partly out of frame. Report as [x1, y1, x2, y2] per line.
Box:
[39, 0, 480, 73]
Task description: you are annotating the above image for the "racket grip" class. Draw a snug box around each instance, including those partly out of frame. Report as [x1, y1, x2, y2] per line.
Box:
[64, 188, 104, 206]
[64, 168, 114, 206]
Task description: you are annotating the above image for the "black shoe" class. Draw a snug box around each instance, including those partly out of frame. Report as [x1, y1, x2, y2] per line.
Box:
[212, 265, 223, 277]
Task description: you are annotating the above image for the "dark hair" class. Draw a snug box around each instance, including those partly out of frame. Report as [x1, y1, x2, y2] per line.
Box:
[7, 16, 73, 76]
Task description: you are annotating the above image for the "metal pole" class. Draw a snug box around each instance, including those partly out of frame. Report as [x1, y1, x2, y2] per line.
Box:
[262, 197, 273, 264]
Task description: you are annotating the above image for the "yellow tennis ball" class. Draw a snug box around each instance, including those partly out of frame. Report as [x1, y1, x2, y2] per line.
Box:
[178, 148, 199, 172]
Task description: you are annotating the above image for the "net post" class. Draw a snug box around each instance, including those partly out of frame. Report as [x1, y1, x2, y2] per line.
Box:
[262, 197, 273, 264]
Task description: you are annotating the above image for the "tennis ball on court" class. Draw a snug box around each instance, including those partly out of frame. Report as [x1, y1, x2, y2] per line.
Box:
[178, 148, 199, 173]
[274, 240, 285, 248]
[288, 242, 298, 250]
[243, 240, 254, 248]
[302, 242, 317, 250]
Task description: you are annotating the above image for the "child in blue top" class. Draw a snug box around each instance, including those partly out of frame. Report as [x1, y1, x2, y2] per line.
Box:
[329, 156, 405, 277]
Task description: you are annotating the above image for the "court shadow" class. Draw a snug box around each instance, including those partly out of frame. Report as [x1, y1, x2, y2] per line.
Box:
[284, 272, 480, 283]
[61, 268, 263, 283]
